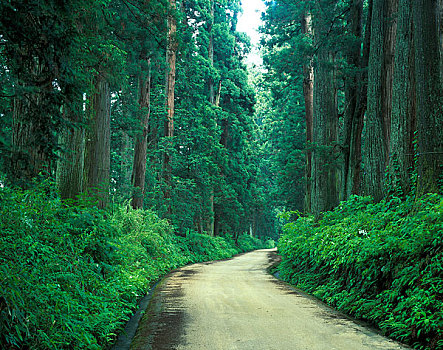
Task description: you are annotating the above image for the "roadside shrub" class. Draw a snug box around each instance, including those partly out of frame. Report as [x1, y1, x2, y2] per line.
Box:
[277, 194, 443, 349]
[0, 181, 121, 349]
[182, 232, 239, 262]
[0, 182, 266, 349]
[237, 234, 266, 252]
[263, 238, 276, 249]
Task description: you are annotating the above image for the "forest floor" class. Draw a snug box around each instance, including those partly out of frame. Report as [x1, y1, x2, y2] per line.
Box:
[129, 249, 409, 350]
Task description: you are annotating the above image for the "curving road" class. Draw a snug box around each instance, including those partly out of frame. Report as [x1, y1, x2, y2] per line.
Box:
[131, 249, 409, 350]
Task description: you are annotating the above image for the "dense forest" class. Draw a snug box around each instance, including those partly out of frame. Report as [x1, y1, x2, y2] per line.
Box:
[260, 0, 442, 213]
[0, 0, 442, 349]
[0, 0, 277, 238]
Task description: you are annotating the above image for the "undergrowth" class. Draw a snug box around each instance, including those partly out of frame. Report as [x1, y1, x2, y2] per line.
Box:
[0, 180, 269, 349]
[278, 194, 443, 349]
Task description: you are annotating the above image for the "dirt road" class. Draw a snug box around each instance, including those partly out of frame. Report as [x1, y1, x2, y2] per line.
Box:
[131, 249, 408, 350]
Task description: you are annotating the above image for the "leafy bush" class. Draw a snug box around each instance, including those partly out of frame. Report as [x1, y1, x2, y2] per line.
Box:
[0, 181, 121, 349]
[0, 182, 265, 349]
[237, 234, 267, 252]
[263, 238, 276, 249]
[277, 194, 443, 349]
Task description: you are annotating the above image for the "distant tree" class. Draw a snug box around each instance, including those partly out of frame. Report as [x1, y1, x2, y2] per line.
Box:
[260, 0, 308, 213]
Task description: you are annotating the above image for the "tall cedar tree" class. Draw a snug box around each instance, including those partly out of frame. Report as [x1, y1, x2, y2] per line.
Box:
[301, 10, 314, 213]
[389, 0, 415, 196]
[163, 0, 178, 214]
[56, 96, 85, 200]
[311, 0, 339, 217]
[84, 75, 111, 208]
[413, 0, 443, 195]
[131, 59, 152, 209]
[364, 0, 398, 201]
[342, 0, 368, 200]
[1, 1, 80, 186]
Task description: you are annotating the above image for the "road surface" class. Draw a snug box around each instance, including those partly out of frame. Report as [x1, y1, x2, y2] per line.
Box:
[131, 249, 408, 350]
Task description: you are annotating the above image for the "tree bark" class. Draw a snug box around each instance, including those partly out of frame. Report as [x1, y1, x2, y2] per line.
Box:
[364, 0, 398, 201]
[413, 0, 443, 194]
[131, 59, 152, 209]
[84, 75, 111, 208]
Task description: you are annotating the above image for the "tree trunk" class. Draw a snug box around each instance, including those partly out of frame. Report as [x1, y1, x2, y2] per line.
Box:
[311, 2, 339, 217]
[413, 0, 443, 194]
[344, 0, 373, 199]
[84, 75, 111, 208]
[208, 0, 215, 105]
[120, 131, 133, 191]
[206, 190, 215, 236]
[220, 118, 229, 148]
[56, 100, 85, 200]
[165, 19, 177, 141]
[163, 0, 178, 213]
[389, 0, 416, 196]
[342, 0, 365, 200]
[214, 211, 221, 236]
[215, 80, 222, 107]
[131, 59, 152, 209]
[438, 0, 443, 81]
[205, 1, 216, 236]
[11, 59, 53, 185]
[364, 0, 398, 201]
[301, 11, 314, 213]
[12, 99, 49, 185]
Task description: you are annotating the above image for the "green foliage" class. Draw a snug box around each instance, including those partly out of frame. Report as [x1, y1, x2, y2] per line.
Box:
[259, 1, 310, 213]
[1, 0, 265, 240]
[236, 234, 269, 252]
[277, 194, 443, 349]
[0, 182, 265, 349]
